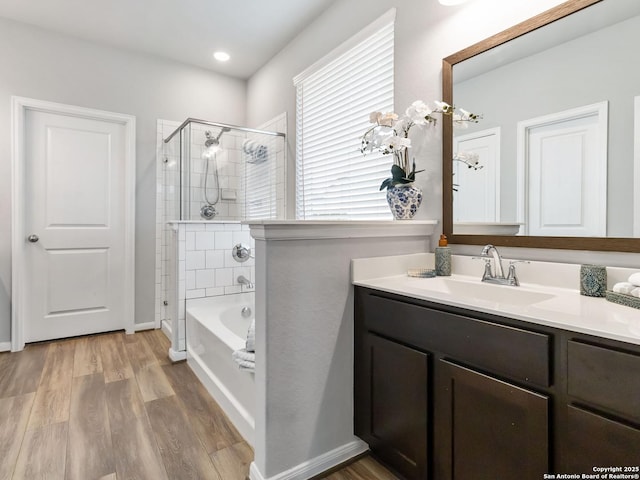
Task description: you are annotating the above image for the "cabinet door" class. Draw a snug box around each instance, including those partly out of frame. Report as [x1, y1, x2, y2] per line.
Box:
[359, 333, 429, 480]
[564, 405, 640, 470]
[435, 361, 549, 480]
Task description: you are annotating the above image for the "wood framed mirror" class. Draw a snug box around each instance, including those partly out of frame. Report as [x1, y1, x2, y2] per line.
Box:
[442, 0, 640, 252]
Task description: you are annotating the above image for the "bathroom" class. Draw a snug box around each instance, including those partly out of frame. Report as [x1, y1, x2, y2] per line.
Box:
[1, 0, 640, 479]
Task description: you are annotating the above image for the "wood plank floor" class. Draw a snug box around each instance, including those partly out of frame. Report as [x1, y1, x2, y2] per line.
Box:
[0, 329, 397, 480]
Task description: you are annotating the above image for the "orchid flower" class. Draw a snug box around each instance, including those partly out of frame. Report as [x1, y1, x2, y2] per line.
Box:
[361, 100, 482, 190]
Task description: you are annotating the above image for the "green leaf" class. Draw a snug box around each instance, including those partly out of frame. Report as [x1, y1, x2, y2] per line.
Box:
[390, 164, 405, 180]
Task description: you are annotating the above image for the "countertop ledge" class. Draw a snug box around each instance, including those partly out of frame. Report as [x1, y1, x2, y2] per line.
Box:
[246, 220, 438, 241]
[352, 253, 640, 346]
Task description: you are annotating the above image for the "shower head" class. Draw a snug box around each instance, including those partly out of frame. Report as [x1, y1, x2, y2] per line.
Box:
[203, 127, 231, 159]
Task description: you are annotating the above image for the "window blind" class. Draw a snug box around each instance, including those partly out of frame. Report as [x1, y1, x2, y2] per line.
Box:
[295, 17, 394, 220]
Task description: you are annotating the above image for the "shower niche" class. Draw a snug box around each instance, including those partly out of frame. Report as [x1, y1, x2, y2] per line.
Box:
[156, 117, 286, 358]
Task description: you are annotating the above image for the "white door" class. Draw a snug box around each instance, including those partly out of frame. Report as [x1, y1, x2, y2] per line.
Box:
[15, 99, 135, 345]
[453, 127, 501, 223]
[518, 103, 607, 237]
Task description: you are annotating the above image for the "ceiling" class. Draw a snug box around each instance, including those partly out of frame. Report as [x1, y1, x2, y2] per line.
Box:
[0, 0, 338, 79]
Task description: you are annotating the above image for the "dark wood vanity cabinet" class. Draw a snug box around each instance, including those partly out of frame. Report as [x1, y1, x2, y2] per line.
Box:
[354, 286, 640, 480]
[356, 333, 429, 480]
[563, 340, 640, 470]
[435, 361, 549, 480]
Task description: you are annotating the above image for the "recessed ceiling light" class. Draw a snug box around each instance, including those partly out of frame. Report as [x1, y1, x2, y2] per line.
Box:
[213, 51, 230, 62]
[439, 0, 469, 5]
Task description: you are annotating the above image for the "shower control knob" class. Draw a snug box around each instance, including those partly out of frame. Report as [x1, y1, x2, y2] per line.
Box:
[27, 234, 39, 243]
[232, 243, 252, 263]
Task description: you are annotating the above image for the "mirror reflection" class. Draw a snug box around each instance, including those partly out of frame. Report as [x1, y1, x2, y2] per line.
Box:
[450, 0, 640, 237]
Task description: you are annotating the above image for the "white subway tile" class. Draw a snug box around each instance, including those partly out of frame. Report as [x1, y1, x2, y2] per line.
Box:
[206, 287, 225, 297]
[216, 203, 229, 217]
[228, 204, 240, 218]
[206, 223, 225, 231]
[225, 222, 242, 231]
[232, 230, 251, 246]
[195, 231, 215, 250]
[186, 251, 206, 270]
[185, 232, 195, 251]
[215, 231, 233, 249]
[224, 253, 239, 268]
[186, 289, 205, 299]
[225, 285, 242, 295]
[206, 250, 225, 269]
[215, 268, 233, 287]
[233, 266, 250, 280]
[196, 269, 215, 289]
[186, 270, 196, 290]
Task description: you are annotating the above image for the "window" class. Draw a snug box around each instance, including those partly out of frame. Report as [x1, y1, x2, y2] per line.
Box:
[294, 10, 395, 219]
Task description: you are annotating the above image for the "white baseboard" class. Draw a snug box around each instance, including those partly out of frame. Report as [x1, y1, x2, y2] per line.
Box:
[169, 348, 186, 362]
[134, 321, 156, 332]
[249, 439, 369, 480]
[0, 342, 11, 352]
[161, 319, 172, 339]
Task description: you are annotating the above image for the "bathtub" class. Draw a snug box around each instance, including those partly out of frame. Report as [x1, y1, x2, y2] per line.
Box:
[186, 293, 255, 446]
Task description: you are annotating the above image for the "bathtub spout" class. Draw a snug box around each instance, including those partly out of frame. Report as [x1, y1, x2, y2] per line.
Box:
[237, 275, 254, 289]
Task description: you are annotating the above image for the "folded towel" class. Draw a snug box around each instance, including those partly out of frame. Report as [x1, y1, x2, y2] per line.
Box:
[613, 282, 635, 294]
[236, 359, 255, 372]
[232, 348, 255, 372]
[246, 319, 255, 353]
[242, 139, 255, 155]
[253, 144, 268, 163]
[244, 141, 268, 164]
[233, 348, 255, 362]
[631, 287, 640, 298]
[629, 272, 640, 287]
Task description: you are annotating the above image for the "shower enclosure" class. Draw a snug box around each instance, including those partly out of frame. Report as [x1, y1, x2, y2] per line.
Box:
[162, 118, 286, 222]
[157, 118, 286, 356]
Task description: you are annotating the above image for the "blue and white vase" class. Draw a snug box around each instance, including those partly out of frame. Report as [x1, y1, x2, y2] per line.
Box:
[386, 184, 423, 220]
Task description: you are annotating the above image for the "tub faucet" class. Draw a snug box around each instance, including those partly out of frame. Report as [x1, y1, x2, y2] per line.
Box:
[237, 275, 254, 289]
[475, 244, 529, 286]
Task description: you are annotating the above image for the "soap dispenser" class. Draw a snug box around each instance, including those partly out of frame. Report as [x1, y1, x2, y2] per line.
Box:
[435, 234, 451, 276]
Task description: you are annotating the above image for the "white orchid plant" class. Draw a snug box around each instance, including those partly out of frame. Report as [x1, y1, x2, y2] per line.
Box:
[452, 151, 483, 192]
[361, 100, 481, 190]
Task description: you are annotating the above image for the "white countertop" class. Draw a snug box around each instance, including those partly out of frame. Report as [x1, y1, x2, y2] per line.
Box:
[352, 253, 640, 346]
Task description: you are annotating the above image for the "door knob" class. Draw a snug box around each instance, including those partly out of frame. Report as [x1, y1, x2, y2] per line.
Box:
[27, 234, 39, 243]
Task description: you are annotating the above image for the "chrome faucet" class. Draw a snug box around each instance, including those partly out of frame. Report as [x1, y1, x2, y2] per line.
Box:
[237, 275, 254, 289]
[481, 244, 505, 279]
[476, 244, 528, 286]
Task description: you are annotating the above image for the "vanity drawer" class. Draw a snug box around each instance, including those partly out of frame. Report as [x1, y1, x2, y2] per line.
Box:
[361, 292, 551, 387]
[565, 405, 640, 470]
[568, 340, 640, 423]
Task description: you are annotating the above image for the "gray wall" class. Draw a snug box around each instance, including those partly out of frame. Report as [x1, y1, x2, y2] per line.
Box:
[246, 0, 568, 221]
[254, 233, 431, 478]
[246, 0, 640, 270]
[0, 17, 246, 342]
